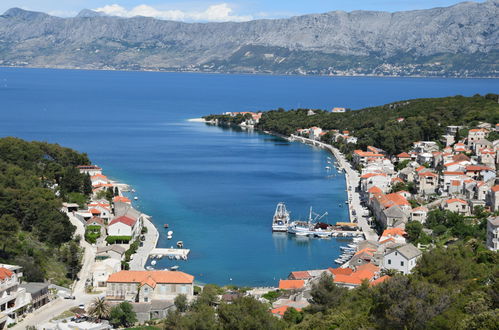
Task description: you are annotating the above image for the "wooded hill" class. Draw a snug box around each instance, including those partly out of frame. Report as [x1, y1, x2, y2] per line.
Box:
[255, 94, 499, 155]
[0, 137, 91, 285]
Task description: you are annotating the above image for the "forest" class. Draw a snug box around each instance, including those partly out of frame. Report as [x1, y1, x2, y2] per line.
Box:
[205, 94, 499, 155]
[0, 137, 92, 285]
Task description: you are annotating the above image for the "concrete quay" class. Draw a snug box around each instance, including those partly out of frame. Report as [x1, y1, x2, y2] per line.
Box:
[289, 135, 379, 242]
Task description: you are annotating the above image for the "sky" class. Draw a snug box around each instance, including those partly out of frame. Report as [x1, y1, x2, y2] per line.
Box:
[0, 0, 486, 22]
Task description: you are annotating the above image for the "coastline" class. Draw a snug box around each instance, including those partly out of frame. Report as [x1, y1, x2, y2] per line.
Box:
[1, 65, 497, 79]
[288, 135, 378, 242]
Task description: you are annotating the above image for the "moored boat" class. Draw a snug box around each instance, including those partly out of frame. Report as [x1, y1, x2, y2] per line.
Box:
[272, 202, 290, 232]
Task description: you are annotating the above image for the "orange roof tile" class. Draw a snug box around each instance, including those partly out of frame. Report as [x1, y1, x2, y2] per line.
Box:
[109, 216, 137, 227]
[451, 180, 461, 187]
[368, 186, 383, 194]
[113, 196, 131, 203]
[371, 275, 391, 286]
[446, 198, 467, 204]
[443, 171, 465, 176]
[491, 185, 499, 192]
[0, 267, 13, 281]
[361, 173, 387, 179]
[279, 280, 305, 290]
[107, 270, 194, 284]
[328, 267, 354, 276]
[271, 306, 302, 316]
[89, 208, 101, 214]
[290, 271, 312, 280]
[397, 152, 411, 158]
[381, 228, 406, 237]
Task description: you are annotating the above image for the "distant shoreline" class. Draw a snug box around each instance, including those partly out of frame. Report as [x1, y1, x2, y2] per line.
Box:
[1, 65, 497, 79]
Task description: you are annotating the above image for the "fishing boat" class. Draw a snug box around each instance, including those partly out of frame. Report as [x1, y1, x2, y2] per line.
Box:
[272, 202, 290, 232]
[134, 196, 138, 201]
[177, 241, 184, 248]
[146, 266, 154, 270]
[175, 255, 181, 260]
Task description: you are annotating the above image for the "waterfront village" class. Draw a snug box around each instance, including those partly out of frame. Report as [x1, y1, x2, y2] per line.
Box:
[2, 112, 498, 329]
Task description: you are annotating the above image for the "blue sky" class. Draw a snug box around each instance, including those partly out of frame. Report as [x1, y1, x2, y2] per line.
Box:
[0, 0, 485, 21]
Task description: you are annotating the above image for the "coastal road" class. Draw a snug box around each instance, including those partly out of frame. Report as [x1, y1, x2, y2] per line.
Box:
[290, 135, 379, 241]
[13, 213, 98, 330]
[129, 216, 159, 270]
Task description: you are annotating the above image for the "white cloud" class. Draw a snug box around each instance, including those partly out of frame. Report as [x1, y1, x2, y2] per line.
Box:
[94, 3, 253, 22]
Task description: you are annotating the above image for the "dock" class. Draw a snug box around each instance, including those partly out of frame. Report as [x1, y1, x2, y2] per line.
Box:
[149, 248, 190, 258]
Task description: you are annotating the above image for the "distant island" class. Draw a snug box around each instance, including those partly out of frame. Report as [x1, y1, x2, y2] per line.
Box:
[0, 0, 498, 77]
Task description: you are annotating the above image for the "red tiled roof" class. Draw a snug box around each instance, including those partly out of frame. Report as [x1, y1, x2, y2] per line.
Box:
[113, 196, 131, 203]
[0, 267, 13, 281]
[397, 152, 411, 158]
[492, 185, 499, 192]
[361, 173, 387, 179]
[466, 165, 492, 172]
[371, 275, 391, 286]
[107, 270, 194, 284]
[89, 208, 101, 214]
[290, 271, 312, 280]
[381, 228, 406, 238]
[443, 171, 465, 176]
[271, 306, 302, 316]
[328, 267, 354, 276]
[109, 216, 137, 227]
[279, 280, 305, 290]
[446, 198, 467, 204]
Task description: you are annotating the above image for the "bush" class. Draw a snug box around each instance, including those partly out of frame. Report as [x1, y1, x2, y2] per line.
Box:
[106, 236, 132, 244]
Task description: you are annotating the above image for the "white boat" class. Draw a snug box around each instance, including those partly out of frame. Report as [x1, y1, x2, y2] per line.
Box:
[175, 255, 181, 260]
[134, 196, 138, 200]
[295, 231, 310, 237]
[181, 255, 188, 261]
[334, 259, 344, 264]
[167, 235, 173, 240]
[315, 231, 331, 238]
[170, 266, 179, 271]
[146, 266, 154, 270]
[151, 260, 157, 266]
[272, 202, 290, 232]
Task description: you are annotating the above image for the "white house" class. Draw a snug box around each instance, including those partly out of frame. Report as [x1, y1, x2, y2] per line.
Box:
[383, 243, 422, 275]
[442, 198, 470, 215]
[410, 206, 429, 224]
[486, 216, 499, 251]
[486, 185, 499, 212]
[77, 165, 102, 176]
[309, 127, 323, 140]
[108, 216, 139, 239]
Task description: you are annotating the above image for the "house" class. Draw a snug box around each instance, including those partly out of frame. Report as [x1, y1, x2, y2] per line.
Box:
[106, 270, 194, 302]
[411, 207, 429, 224]
[130, 300, 175, 324]
[486, 185, 499, 212]
[113, 196, 131, 204]
[107, 216, 140, 240]
[467, 128, 489, 146]
[332, 263, 380, 289]
[472, 139, 493, 154]
[382, 243, 422, 275]
[379, 228, 406, 244]
[465, 165, 495, 182]
[442, 198, 470, 215]
[96, 245, 127, 261]
[417, 171, 439, 196]
[86, 216, 105, 227]
[478, 148, 496, 166]
[0, 265, 31, 327]
[442, 171, 466, 191]
[413, 141, 438, 153]
[353, 150, 384, 166]
[62, 202, 79, 213]
[453, 142, 468, 153]
[19, 282, 49, 311]
[87, 202, 112, 221]
[271, 306, 302, 319]
[396, 152, 411, 163]
[349, 248, 377, 266]
[278, 280, 305, 290]
[77, 165, 102, 176]
[91, 174, 110, 186]
[288, 271, 312, 281]
[92, 259, 121, 288]
[309, 127, 323, 140]
[486, 216, 499, 251]
[361, 173, 390, 193]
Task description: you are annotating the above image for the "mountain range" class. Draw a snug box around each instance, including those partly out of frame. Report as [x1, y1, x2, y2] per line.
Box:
[0, 1, 498, 77]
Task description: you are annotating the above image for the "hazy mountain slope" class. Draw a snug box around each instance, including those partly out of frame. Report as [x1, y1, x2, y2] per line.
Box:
[0, 1, 497, 76]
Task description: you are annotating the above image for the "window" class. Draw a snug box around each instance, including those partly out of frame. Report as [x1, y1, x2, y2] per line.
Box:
[388, 259, 391, 265]
[401, 261, 404, 266]
[144, 297, 148, 302]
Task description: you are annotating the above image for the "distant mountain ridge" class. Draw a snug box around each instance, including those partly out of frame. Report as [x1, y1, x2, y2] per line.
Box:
[0, 1, 498, 77]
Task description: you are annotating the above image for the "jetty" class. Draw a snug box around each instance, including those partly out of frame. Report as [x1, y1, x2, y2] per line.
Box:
[289, 135, 379, 241]
[149, 247, 190, 259]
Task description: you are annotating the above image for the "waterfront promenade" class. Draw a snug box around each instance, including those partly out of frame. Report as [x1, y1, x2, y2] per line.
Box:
[129, 215, 159, 270]
[290, 135, 379, 241]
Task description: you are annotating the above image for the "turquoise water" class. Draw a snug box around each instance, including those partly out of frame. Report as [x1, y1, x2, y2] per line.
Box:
[1, 68, 497, 286]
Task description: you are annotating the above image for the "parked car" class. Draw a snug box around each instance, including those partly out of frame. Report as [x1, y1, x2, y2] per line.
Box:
[64, 295, 76, 300]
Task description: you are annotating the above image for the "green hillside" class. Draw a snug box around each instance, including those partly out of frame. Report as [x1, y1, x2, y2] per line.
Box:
[0, 137, 91, 286]
[256, 94, 499, 154]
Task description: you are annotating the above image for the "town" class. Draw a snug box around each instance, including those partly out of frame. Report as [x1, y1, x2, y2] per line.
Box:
[2, 104, 498, 329]
[204, 109, 499, 318]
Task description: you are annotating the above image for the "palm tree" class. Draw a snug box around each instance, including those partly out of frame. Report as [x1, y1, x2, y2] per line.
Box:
[88, 297, 111, 320]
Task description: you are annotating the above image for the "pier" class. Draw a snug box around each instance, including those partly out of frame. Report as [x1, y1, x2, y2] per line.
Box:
[289, 135, 379, 241]
[149, 247, 190, 259]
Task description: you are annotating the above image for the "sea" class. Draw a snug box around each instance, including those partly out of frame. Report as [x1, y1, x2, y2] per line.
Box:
[0, 67, 497, 286]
